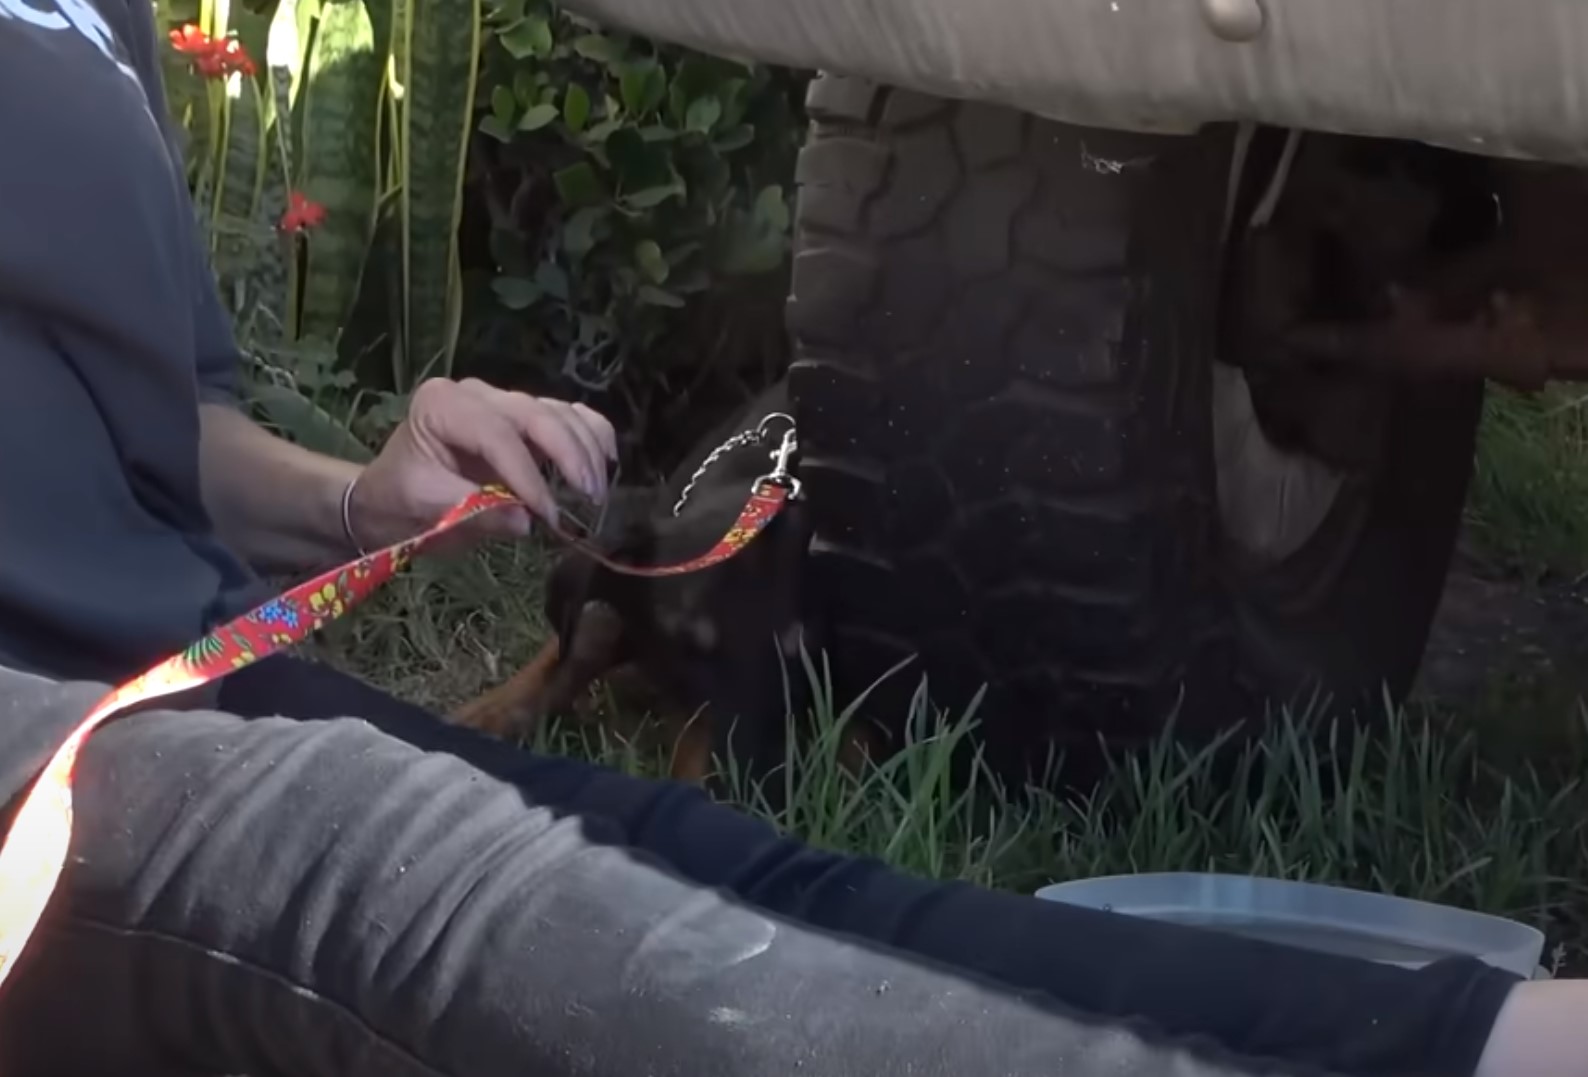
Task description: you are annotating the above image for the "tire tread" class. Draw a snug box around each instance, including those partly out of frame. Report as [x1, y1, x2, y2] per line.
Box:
[788, 75, 1235, 767]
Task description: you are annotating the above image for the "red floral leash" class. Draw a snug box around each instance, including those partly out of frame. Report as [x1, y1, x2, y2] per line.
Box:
[0, 475, 792, 993]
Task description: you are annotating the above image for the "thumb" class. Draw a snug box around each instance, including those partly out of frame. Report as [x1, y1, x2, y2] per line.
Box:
[474, 503, 534, 538]
[423, 505, 533, 559]
[441, 498, 533, 544]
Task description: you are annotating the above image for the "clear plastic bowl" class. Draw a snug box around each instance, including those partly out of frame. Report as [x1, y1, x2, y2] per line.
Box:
[1035, 872, 1545, 979]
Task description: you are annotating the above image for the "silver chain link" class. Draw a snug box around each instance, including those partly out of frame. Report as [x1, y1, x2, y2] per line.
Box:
[672, 412, 796, 517]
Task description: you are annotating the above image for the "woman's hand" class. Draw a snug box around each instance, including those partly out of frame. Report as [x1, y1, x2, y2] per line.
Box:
[347, 378, 617, 551]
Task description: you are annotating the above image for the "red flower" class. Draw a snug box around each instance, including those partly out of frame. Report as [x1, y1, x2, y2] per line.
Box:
[168, 23, 256, 79]
[219, 39, 257, 78]
[279, 191, 328, 233]
[168, 24, 210, 53]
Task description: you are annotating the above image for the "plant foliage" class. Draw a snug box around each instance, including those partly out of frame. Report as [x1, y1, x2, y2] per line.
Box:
[155, 0, 806, 462]
[467, 0, 802, 395]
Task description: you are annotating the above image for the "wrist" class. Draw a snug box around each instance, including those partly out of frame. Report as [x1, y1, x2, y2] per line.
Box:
[199, 404, 368, 572]
[298, 459, 366, 565]
[339, 462, 429, 555]
[339, 472, 371, 556]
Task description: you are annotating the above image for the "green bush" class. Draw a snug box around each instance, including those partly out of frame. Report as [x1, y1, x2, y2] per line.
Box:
[471, 0, 804, 393]
[156, 0, 806, 460]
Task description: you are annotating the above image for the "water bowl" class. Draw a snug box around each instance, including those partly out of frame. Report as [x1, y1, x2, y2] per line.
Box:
[1035, 872, 1545, 979]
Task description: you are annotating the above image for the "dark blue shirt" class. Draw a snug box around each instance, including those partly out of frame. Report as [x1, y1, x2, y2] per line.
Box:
[0, 0, 260, 685]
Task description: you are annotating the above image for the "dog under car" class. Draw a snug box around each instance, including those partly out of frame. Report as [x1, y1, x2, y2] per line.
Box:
[450, 383, 865, 786]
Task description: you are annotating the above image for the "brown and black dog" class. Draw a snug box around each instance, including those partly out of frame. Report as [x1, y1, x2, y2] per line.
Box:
[450, 383, 836, 786]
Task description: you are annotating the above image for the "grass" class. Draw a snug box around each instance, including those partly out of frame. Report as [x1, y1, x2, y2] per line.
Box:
[307, 516, 1588, 977]
[1467, 386, 1588, 583]
[217, 81, 1588, 987]
[287, 373, 1588, 978]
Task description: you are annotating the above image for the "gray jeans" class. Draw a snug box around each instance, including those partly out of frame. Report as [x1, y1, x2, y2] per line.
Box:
[0, 658, 1516, 1076]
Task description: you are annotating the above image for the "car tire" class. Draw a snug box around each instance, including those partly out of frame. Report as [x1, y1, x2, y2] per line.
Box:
[785, 75, 1483, 782]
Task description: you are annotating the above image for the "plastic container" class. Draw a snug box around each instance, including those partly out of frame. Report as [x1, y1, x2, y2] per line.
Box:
[1035, 872, 1545, 979]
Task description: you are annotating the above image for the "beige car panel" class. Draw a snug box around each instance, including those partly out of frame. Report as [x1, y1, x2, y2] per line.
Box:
[566, 0, 1588, 164]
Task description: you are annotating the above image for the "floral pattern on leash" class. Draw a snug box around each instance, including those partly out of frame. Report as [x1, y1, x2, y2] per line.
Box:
[0, 478, 788, 995]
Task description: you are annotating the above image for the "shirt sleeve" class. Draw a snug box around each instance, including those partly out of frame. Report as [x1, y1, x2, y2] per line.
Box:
[123, 0, 245, 407]
[184, 228, 247, 407]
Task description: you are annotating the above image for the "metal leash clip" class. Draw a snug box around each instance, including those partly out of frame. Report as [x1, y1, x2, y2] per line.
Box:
[673, 411, 801, 517]
[755, 424, 802, 501]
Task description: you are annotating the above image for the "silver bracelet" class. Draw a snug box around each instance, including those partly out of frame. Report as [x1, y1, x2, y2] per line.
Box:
[339, 475, 370, 557]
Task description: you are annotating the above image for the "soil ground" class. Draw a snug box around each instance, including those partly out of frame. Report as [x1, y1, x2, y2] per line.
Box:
[1418, 538, 1588, 748]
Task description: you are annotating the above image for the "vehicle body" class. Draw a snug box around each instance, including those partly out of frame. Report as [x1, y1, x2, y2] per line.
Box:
[566, 0, 1588, 776]
[570, 0, 1588, 168]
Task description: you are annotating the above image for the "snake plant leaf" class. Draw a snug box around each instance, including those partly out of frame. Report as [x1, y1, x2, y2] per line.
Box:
[229, 0, 278, 72]
[399, 0, 481, 386]
[251, 381, 376, 462]
[214, 0, 279, 232]
[297, 0, 387, 343]
[213, 71, 269, 231]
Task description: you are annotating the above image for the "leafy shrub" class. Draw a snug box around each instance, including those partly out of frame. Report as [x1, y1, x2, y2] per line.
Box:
[460, 1, 807, 455]
[157, 0, 807, 464]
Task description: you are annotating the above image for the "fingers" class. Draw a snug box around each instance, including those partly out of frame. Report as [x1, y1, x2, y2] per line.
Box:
[570, 402, 619, 464]
[458, 380, 614, 503]
[422, 385, 560, 522]
[539, 400, 610, 499]
[437, 505, 534, 552]
[410, 378, 621, 526]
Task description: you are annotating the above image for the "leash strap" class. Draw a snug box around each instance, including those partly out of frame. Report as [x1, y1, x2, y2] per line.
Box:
[0, 479, 789, 991]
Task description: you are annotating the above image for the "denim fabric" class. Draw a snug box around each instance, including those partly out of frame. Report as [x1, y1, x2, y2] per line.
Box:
[0, 659, 1516, 1076]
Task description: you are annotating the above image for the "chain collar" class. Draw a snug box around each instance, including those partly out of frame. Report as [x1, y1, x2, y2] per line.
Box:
[672, 411, 800, 517]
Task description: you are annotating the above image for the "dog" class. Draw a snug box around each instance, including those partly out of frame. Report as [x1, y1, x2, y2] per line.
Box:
[450, 382, 853, 787]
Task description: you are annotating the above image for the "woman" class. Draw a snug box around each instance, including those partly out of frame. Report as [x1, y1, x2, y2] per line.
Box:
[0, 0, 1580, 1074]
